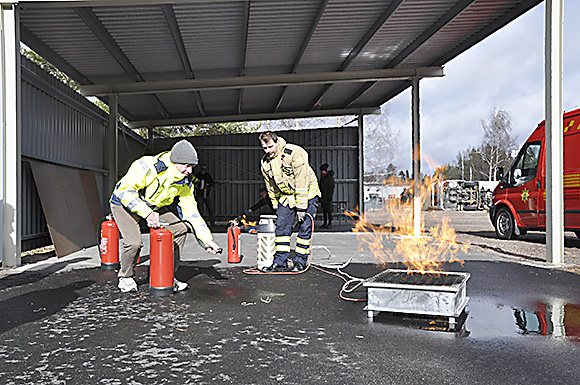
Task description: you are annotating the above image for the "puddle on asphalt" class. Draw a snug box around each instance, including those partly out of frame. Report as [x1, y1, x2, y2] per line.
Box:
[464, 298, 580, 341]
[369, 298, 580, 341]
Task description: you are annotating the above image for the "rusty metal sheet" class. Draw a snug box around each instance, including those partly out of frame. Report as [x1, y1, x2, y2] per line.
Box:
[30, 160, 102, 257]
[79, 169, 104, 233]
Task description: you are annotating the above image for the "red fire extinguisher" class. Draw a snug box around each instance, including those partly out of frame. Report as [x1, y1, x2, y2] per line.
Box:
[227, 221, 242, 263]
[100, 216, 119, 270]
[149, 226, 174, 297]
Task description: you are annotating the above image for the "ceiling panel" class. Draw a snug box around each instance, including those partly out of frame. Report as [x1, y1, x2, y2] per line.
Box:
[18, 0, 542, 127]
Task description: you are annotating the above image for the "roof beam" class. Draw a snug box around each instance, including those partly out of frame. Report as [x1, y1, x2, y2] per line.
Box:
[20, 26, 89, 85]
[20, 26, 136, 120]
[127, 107, 381, 129]
[307, 0, 404, 111]
[73, 7, 170, 118]
[21, 0, 250, 8]
[274, 0, 329, 113]
[80, 67, 444, 97]
[237, 0, 251, 114]
[161, 4, 206, 116]
[343, 0, 476, 108]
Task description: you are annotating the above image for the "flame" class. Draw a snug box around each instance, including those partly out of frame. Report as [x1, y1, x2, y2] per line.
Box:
[240, 216, 257, 227]
[348, 175, 468, 273]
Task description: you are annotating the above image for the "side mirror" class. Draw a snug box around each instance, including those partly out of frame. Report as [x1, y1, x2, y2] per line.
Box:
[496, 167, 504, 181]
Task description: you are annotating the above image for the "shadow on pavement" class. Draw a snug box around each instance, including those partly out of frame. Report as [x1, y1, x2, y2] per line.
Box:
[0, 257, 91, 291]
[176, 259, 227, 282]
[0, 280, 94, 334]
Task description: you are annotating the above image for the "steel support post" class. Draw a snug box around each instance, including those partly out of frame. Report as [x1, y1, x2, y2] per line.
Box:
[108, 93, 118, 197]
[0, 4, 20, 267]
[411, 77, 421, 237]
[358, 114, 364, 215]
[147, 126, 154, 153]
[545, 0, 564, 264]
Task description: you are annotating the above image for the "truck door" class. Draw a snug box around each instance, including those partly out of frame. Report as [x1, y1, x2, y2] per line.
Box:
[505, 141, 542, 228]
[538, 119, 580, 229]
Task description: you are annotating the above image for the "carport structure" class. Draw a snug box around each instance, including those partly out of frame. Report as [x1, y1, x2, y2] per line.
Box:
[1, 0, 565, 267]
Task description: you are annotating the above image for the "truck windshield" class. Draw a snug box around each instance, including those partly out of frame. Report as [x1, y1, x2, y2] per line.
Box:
[510, 142, 541, 187]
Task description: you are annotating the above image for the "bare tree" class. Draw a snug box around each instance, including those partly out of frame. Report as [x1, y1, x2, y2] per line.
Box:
[475, 107, 518, 181]
[364, 104, 400, 173]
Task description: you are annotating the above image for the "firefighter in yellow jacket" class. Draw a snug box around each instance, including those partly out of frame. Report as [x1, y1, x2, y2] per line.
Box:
[259, 131, 320, 272]
[110, 139, 221, 293]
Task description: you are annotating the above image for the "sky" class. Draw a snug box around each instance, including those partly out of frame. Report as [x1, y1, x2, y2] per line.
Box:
[386, 1, 580, 175]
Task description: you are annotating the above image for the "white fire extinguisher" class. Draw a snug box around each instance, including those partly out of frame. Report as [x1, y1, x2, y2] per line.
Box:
[257, 215, 276, 270]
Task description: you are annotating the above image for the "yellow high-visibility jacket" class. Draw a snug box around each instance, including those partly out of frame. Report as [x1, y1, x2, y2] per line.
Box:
[261, 137, 320, 210]
[110, 151, 212, 244]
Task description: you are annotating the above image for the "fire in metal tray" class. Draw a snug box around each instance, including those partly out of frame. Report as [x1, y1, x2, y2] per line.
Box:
[364, 269, 470, 329]
[369, 269, 466, 287]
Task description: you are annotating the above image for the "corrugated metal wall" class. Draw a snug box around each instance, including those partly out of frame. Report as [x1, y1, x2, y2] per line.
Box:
[19, 56, 359, 250]
[152, 127, 360, 221]
[20, 57, 146, 251]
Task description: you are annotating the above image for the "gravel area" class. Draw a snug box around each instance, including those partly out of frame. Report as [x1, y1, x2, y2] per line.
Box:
[366, 209, 580, 274]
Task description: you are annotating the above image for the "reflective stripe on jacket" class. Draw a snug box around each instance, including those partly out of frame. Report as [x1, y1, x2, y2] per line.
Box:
[110, 151, 212, 244]
[260, 137, 320, 210]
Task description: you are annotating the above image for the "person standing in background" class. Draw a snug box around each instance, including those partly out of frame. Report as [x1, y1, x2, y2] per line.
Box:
[194, 164, 216, 226]
[319, 163, 335, 229]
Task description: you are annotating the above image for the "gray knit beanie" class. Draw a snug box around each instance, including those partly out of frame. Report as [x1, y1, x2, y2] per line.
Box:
[170, 139, 198, 165]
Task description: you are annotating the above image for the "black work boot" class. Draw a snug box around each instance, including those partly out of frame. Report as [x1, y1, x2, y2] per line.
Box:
[263, 263, 288, 273]
[292, 262, 306, 272]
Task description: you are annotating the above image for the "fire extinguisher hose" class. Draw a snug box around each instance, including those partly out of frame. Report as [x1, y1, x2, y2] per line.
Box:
[229, 221, 238, 252]
[160, 219, 223, 254]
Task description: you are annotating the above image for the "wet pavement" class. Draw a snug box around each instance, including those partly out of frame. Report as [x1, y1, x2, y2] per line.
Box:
[2, 228, 580, 384]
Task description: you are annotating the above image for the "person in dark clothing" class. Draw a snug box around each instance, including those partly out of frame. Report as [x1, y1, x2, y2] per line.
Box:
[319, 163, 335, 229]
[244, 187, 275, 218]
[238, 187, 276, 234]
[194, 164, 216, 226]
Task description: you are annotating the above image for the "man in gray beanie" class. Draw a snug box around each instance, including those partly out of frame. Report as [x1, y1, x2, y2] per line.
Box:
[110, 139, 221, 293]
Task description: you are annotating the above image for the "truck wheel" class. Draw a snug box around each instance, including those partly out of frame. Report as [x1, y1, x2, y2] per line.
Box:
[495, 207, 517, 240]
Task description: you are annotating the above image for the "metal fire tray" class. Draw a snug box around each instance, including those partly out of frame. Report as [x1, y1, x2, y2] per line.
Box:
[363, 269, 470, 326]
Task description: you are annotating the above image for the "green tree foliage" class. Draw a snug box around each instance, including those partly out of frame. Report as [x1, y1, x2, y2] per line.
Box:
[21, 47, 79, 91]
[153, 122, 259, 138]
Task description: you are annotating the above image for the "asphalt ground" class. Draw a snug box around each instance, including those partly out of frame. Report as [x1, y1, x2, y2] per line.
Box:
[2, 211, 580, 384]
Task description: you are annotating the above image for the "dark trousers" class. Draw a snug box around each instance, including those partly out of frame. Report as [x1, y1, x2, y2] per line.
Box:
[273, 198, 318, 266]
[321, 201, 332, 225]
[196, 195, 215, 225]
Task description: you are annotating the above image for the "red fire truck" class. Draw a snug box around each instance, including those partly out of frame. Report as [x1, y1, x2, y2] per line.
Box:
[490, 108, 580, 240]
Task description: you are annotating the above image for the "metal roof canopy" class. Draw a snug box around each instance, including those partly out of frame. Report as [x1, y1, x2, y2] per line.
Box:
[18, 0, 541, 127]
[4, 0, 562, 269]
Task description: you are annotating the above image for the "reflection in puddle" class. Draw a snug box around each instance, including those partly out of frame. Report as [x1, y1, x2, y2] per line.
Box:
[513, 302, 580, 339]
[464, 298, 580, 341]
[366, 298, 580, 340]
